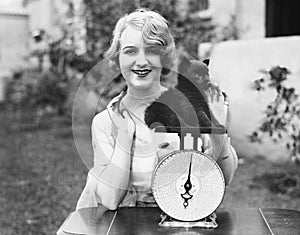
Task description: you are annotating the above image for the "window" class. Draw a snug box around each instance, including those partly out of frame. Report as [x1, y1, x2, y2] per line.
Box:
[266, 0, 300, 37]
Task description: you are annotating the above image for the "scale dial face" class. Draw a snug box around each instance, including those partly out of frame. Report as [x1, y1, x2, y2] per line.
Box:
[152, 150, 225, 221]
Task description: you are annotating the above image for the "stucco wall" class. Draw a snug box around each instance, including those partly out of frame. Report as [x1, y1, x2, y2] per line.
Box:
[235, 0, 265, 39]
[0, 0, 24, 8]
[209, 0, 265, 39]
[0, 12, 29, 101]
[209, 0, 236, 26]
[27, 0, 54, 32]
[208, 36, 300, 160]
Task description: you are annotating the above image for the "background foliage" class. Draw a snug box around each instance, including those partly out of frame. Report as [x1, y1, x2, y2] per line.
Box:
[250, 66, 300, 163]
[83, 0, 237, 59]
[4, 0, 239, 115]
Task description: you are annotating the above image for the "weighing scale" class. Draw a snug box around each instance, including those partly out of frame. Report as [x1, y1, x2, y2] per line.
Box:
[151, 125, 227, 229]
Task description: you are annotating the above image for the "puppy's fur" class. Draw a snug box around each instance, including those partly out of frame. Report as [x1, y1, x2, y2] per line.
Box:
[144, 54, 223, 132]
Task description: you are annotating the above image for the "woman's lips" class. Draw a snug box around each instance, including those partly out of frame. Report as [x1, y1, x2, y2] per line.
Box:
[132, 69, 152, 77]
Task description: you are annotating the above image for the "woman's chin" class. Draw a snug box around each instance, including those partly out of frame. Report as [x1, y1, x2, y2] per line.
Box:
[130, 77, 157, 90]
[131, 82, 153, 91]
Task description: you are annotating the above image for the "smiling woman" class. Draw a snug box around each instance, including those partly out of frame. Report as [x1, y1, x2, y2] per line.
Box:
[104, 9, 176, 97]
[76, 8, 178, 210]
[75, 8, 238, 211]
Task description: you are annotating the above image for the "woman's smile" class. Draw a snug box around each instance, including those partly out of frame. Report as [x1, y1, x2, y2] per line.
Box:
[131, 69, 152, 77]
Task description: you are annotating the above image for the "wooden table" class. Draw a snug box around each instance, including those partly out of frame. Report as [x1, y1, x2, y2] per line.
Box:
[57, 207, 300, 235]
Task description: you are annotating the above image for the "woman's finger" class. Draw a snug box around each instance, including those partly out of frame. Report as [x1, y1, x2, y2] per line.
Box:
[107, 91, 125, 111]
[209, 82, 222, 103]
[211, 87, 216, 102]
[209, 87, 215, 103]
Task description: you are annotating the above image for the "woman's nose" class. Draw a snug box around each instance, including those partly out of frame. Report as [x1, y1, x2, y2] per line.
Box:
[136, 51, 148, 67]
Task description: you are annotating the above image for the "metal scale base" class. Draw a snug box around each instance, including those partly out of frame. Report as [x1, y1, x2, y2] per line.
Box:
[159, 212, 218, 228]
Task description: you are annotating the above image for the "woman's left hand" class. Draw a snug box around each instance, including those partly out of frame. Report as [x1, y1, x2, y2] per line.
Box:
[198, 74, 223, 103]
[206, 80, 223, 103]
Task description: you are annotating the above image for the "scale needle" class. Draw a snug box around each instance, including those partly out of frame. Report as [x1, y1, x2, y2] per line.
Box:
[181, 154, 194, 208]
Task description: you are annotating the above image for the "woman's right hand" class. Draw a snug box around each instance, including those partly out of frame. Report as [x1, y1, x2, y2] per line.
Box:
[107, 92, 136, 139]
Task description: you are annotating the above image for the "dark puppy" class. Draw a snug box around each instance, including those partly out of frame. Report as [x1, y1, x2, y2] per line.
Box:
[144, 54, 223, 132]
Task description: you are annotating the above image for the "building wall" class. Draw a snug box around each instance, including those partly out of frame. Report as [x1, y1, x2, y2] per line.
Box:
[27, 0, 83, 40]
[0, 10, 29, 101]
[209, 0, 236, 26]
[0, 0, 24, 8]
[27, 0, 68, 36]
[208, 0, 265, 39]
[235, 0, 265, 39]
[208, 36, 300, 160]
[0, 0, 69, 101]
[26, 0, 61, 39]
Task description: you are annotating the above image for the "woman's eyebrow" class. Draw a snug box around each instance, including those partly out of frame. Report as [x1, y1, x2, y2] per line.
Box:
[121, 45, 137, 50]
[145, 45, 163, 49]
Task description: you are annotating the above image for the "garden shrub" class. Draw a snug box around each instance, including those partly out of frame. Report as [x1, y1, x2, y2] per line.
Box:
[250, 66, 300, 163]
[5, 68, 69, 117]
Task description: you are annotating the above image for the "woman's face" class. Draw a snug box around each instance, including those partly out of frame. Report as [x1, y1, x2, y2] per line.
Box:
[119, 26, 162, 96]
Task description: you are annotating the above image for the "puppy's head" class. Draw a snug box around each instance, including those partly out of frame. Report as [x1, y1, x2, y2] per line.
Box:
[178, 53, 210, 83]
[160, 51, 210, 89]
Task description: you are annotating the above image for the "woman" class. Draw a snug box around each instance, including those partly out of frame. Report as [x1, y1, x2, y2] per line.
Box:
[76, 8, 238, 210]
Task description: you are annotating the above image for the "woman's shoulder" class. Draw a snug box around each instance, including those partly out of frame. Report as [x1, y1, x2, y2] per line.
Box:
[92, 108, 117, 141]
[92, 109, 111, 127]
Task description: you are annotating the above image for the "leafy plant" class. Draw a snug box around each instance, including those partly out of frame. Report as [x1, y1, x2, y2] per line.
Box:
[4, 1, 85, 119]
[5, 69, 69, 115]
[82, 0, 235, 59]
[4, 1, 239, 118]
[250, 66, 300, 163]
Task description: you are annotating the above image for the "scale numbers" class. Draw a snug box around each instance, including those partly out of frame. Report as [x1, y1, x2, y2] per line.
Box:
[152, 150, 225, 221]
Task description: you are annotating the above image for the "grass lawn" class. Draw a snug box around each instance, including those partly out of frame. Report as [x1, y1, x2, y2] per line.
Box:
[1, 109, 299, 234]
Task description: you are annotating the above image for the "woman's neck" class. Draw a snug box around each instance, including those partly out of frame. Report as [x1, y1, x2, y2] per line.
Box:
[127, 85, 164, 100]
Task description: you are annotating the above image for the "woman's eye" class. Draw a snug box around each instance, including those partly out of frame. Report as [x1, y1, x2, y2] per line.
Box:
[146, 47, 161, 55]
[124, 49, 137, 55]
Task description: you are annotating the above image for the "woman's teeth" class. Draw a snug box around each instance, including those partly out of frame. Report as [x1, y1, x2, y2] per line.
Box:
[132, 69, 151, 76]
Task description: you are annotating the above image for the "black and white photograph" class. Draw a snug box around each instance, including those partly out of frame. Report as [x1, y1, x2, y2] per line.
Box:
[0, 0, 300, 234]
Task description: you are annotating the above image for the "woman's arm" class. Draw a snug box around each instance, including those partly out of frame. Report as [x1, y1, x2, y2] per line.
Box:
[203, 82, 237, 184]
[93, 127, 133, 210]
[209, 134, 238, 185]
[91, 96, 135, 210]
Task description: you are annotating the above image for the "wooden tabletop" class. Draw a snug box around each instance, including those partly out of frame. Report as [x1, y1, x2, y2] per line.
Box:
[57, 207, 300, 235]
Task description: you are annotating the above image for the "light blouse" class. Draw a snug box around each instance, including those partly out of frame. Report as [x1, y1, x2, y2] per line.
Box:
[76, 89, 225, 210]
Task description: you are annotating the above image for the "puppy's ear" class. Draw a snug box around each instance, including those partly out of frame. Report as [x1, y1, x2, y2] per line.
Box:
[202, 59, 210, 66]
[178, 54, 192, 75]
[190, 60, 209, 78]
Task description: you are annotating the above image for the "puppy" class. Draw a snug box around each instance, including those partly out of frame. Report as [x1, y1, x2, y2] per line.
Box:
[144, 54, 224, 133]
